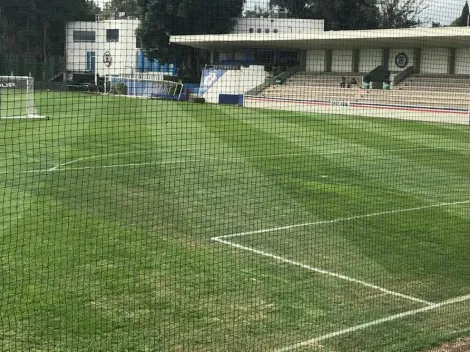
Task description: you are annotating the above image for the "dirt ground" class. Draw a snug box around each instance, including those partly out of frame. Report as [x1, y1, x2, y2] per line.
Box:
[428, 337, 470, 352]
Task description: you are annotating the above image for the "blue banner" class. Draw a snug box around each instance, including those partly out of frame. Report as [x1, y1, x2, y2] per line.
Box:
[199, 69, 226, 97]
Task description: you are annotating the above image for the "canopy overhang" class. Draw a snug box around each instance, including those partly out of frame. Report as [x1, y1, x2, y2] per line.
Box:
[170, 27, 470, 51]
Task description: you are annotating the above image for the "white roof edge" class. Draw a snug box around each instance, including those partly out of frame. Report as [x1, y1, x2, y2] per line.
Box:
[170, 26, 470, 44]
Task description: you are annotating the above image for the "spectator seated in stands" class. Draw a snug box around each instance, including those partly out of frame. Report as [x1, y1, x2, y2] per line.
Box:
[346, 77, 358, 88]
[340, 76, 346, 88]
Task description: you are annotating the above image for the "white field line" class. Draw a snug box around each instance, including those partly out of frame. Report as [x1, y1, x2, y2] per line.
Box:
[48, 151, 138, 171]
[2, 146, 470, 175]
[0, 152, 326, 175]
[47, 148, 195, 171]
[274, 293, 470, 352]
[213, 237, 433, 306]
[216, 199, 470, 241]
[212, 200, 470, 306]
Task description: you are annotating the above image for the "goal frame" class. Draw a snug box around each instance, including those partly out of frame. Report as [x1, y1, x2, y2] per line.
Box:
[0, 75, 46, 119]
[104, 75, 184, 101]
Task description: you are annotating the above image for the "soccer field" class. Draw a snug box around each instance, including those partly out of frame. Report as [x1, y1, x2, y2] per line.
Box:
[0, 87, 28, 118]
[1, 91, 470, 351]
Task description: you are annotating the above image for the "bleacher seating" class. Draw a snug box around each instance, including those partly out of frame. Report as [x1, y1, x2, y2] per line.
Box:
[395, 74, 470, 92]
[257, 72, 469, 110]
[216, 59, 255, 66]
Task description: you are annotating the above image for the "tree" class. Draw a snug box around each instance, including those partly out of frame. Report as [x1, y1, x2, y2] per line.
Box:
[377, 0, 427, 28]
[102, 0, 139, 18]
[244, 5, 272, 18]
[268, 0, 312, 17]
[136, 0, 245, 80]
[450, 1, 469, 26]
[269, 0, 427, 29]
[0, 0, 98, 77]
[316, 0, 380, 30]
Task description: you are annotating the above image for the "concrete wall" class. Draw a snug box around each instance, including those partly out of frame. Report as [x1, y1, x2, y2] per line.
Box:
[219, 51, 232, 61]
[233, 18, 324, 34]
[202, 65, 266, 103]
[306, 50, 326, 72]
[359, 49, 383, 73]
[420, 48, 450, 74]
[331, 50, 353, 72]
[455, 48, 470, 74]
[388, 49, 414, 72]
[66, 19, 140, 77]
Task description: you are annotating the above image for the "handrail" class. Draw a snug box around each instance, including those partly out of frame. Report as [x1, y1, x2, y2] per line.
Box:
[245, 66, 300, 96]
[392, 66, 415, 87]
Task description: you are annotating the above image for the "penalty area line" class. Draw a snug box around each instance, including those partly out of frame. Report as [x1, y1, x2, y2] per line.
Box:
[215, 199, 470, 240]
[212, 237, 433, 306]
[273, 293, 470, 352]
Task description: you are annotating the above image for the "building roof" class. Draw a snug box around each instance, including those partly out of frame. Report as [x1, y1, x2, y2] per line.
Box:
[170, 26, 470, 50]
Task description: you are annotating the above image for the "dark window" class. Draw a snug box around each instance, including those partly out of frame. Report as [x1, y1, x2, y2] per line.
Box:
[73, 31, 96, 42]
[106, 29, 119, 42]
[273, 29, 278, 33]
[86, 51, 96, 72]
[265, 29, 270, 33]
[256, 28, 262, 33]
[249, 28, 254, 33]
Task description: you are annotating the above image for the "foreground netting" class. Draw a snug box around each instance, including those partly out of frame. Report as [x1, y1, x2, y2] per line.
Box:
[3, 0, 470, 351]
[0, 76, 45, 119]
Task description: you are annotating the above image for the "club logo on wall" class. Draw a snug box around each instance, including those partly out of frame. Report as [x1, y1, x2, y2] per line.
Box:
[103, 51, 112, 67]
[203, 71, 218, 87]
[395, 53, 408, 68]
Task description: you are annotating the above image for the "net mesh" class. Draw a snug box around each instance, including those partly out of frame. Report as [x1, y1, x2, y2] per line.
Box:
[2, 1, 470, 351]
[0, 76, 41, 118]
[105, 75, 183, 100]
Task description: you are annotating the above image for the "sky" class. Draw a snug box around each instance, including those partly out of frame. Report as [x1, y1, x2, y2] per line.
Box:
[97, 0, 466, 26]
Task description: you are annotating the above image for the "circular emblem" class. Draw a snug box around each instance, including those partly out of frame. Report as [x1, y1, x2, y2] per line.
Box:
[203, 71, 217, 87]
[395, 53, 408, 68]
[103, 51, 112, 67]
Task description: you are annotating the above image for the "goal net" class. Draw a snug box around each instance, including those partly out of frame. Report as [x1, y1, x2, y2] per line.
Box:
[105, 75, 184, 101]
[0, 76, 44, 119]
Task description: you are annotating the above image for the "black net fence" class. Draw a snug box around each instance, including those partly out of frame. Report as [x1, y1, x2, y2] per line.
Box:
[2, 0, 470, 351]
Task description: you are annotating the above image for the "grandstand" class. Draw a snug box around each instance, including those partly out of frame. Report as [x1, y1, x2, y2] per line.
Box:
[171, 26, 470, 121]
[257, 72, 470, 111]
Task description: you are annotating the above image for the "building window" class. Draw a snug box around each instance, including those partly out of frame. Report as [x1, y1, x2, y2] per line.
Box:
[86, 51, 96, 72]
[106, 29, 119, 42]
[273, 29, 278, 33]
[257, 28, 262, 33]
[249, 28, 254, 33]
[73, 31, 95, 42]
[265, 29, 270, 33]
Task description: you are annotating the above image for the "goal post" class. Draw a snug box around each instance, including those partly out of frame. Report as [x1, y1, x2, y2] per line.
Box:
[105, 75, 184, 101]
[0, 76, 45, 119]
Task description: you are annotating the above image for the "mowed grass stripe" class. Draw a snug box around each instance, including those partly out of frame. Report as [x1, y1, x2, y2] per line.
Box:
[1, 93, 470, 351]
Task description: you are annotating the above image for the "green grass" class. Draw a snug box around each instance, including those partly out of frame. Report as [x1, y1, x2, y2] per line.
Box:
[0, 87, 29, 117]
[1, 91, 470, 351]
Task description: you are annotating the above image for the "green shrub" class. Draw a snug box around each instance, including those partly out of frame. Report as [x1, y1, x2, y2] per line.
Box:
[115, 82, 127, 95]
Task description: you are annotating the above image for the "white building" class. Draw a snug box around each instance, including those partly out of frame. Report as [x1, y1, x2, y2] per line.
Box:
[65, 17, 325, 80]
[65, 18, 140, 80]
[233, 18, 324, 34]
